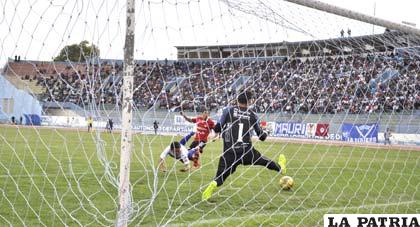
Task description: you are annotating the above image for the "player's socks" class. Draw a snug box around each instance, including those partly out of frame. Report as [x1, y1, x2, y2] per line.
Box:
[193, 159, 200, 168]
[193, 152, 200, 168]
[199, 141, 206, 148]
[202, 181, 217, 201]
[180, 131, 195, 146]
[198, 142, 206, 153]
[278, 154, 287, 174]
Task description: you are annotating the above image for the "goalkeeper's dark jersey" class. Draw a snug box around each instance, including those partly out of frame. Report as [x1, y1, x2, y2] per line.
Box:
[215, 106, 264, 149]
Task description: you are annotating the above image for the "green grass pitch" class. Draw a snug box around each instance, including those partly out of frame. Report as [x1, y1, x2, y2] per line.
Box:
[0, 126, 419, 226]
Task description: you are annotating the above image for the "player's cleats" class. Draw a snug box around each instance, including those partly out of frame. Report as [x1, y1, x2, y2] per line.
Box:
[278, 154, 287, 175]
[202, 181, 217, 201]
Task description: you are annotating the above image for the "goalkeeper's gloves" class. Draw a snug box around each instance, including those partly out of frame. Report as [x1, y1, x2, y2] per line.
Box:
[259, 131, 268, 141]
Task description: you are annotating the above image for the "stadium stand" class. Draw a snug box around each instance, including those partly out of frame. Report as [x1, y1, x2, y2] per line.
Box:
[2, 32, 419, 115]
[3, 53, 419, 114]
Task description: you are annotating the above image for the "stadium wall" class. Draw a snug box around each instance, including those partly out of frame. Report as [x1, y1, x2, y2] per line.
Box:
[41, 109, 419, 146]
[0, 74, 42, 123]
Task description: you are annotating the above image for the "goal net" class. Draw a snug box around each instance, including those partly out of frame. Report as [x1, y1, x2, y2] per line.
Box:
[0, 0, 419, 226]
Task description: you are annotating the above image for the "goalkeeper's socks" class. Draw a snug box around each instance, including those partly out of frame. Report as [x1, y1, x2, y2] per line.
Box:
[278, 154, 287, 175]
[202, 181, 217, 201]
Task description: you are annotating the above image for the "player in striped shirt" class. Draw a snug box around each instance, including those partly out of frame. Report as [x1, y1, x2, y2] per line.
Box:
[157, 132, 203, 172]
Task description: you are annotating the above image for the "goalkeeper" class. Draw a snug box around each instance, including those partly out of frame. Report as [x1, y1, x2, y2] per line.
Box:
[202, 90, 286, 201]
[158, 132, 203, 172]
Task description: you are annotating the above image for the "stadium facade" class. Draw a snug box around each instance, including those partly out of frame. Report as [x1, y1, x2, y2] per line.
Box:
[176, 31, 420, 59]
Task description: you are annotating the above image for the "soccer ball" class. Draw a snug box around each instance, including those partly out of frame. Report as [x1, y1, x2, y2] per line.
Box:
[279, 176, 294, 190]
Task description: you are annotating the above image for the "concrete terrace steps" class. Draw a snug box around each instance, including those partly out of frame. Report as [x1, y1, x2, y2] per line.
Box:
[3, 74, 45, 95]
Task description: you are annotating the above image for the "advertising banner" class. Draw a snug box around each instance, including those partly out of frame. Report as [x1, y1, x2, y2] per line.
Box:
[341, 123, 378, 143]
[274, 122, 330, 139]
[274, 122, 307, 138]
[315, 123, 329, 137]
[174, 115, 194, 126]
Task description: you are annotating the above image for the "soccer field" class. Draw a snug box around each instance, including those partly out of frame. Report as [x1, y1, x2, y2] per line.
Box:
[0, 126, 419, 226]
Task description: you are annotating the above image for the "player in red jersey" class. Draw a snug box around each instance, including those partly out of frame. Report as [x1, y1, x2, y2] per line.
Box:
[180, 109, 216, 153]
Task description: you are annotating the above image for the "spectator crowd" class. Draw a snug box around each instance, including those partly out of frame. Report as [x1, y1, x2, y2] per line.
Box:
[10, 52, 420, 114]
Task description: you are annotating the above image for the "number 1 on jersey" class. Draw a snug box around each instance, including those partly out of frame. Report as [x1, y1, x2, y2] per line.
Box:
[237, 123, 244, 142]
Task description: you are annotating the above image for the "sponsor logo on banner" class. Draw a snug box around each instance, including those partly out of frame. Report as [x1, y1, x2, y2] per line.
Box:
[260, 121, 267, 128]
[266, 121, 276, 134]
[41, 116, 90, 127]
[324, 214, 420, 227]
[327, 133, 342, 141]
[273, 122, 332, 139]
[274, 122, 307, 138]
[316, 123, 329, 137]
[306, 123, 317, 137]
[174, 115, 194, 126]
[341, 123, 378, 143]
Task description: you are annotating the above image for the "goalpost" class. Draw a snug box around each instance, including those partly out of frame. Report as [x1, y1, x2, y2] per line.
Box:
[284, 0, 420, 36]
[117, 0, 135, 226]
[0, 0, 419, 226]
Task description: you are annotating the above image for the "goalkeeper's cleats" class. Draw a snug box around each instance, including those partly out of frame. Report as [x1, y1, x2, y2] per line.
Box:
[202, 181, 217, 201]
[278, 154, 287, 175]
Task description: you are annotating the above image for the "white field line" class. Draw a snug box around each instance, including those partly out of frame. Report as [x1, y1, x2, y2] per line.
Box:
[265, 136, 420, 151]
[182, 200, 417, 226]
[1, 166, 419, 178]
[0, 169, 152, 178]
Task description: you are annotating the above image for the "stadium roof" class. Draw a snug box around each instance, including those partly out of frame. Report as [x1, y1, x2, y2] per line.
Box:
[175, 31, 420, 59]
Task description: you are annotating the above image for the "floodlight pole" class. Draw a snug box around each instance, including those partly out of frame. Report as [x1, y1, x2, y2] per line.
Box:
[284, 0, 420, 37]
[117, 0, 135, 226]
